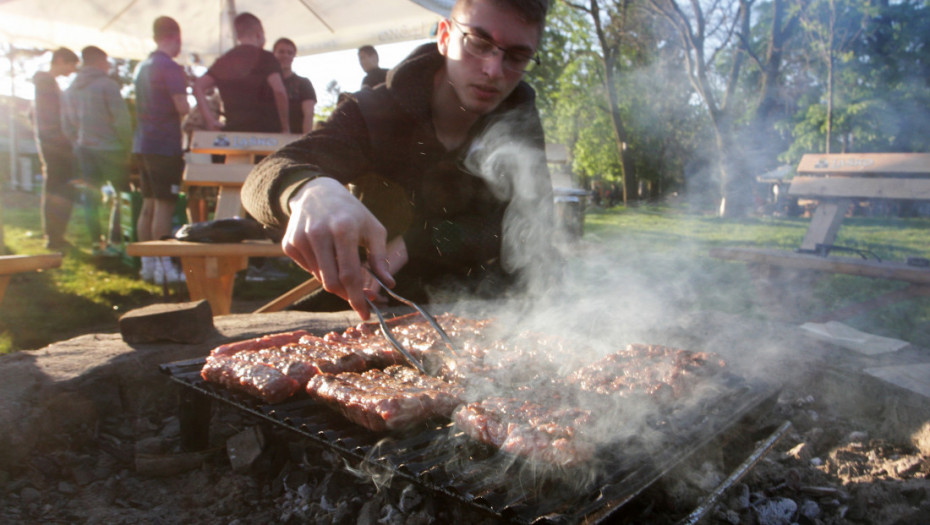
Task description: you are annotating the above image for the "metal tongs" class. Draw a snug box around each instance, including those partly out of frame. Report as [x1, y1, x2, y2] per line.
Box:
[364, 269, 458, 376]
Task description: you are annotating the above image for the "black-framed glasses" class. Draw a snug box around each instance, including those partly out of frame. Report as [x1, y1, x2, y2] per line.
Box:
[450, 19, 540, 73]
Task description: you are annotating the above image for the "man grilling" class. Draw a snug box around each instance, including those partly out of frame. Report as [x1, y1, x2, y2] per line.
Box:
[241, 0, 557, 319]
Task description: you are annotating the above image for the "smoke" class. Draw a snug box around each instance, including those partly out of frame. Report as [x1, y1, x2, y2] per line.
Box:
[462, 108, 568, 296]
[420, 107, 820, 497]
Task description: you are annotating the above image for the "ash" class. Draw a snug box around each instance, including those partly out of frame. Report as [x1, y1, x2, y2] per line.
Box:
[1, 378, 928, 525]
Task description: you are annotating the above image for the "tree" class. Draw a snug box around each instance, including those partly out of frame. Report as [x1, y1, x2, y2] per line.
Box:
[562, 0, 641, 205]
[799, 0, 874, 153]
[642, 0, 806, 216]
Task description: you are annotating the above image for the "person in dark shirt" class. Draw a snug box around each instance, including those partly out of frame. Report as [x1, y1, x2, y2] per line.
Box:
[273, 37, 317, 134]
[193, 12, 288, 133]
[242, 0, 556, 319]
[33, 47, 79, 249]
[357, 45, 388, 89]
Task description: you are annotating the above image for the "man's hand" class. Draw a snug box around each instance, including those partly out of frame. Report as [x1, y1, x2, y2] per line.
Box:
[362, 236, 408, 306]
[283, 177, 395, 319]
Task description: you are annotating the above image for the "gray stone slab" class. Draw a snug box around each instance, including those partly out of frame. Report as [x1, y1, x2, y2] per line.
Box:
[864, 363, 930, 399]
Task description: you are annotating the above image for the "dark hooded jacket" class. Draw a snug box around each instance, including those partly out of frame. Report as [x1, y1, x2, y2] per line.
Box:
[241, 43, 555, 288]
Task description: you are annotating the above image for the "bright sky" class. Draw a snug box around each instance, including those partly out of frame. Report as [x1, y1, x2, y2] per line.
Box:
[293, 39, 431, 108]
[2, 38, 432, 111]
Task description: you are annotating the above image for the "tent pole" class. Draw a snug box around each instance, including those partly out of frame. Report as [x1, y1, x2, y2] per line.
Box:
[7, 50, 17, 192]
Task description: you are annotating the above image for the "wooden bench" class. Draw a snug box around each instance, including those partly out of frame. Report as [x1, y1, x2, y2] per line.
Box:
[127, 131, 322, 316]
[710, 153, 930, 319]
[0, 253, 63, 305]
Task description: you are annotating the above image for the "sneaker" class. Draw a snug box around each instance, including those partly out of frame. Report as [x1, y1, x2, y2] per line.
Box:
[154, 257, 184, 285]
[139, 257, 156, 283]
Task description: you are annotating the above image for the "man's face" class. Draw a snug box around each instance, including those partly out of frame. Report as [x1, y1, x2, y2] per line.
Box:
[438, 0, 540, 116]
[274, 43, 296, 69]
[358, 51, 377, 73]
[168, 34, 183, 58]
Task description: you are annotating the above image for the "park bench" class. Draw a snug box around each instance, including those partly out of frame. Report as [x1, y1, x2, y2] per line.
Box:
[710, 152, 930, 320]
[127, 131, 322, 316]
[0, 253, 63, 305]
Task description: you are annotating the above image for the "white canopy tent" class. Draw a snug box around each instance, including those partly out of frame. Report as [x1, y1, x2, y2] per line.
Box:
[0, 0, 454, 63]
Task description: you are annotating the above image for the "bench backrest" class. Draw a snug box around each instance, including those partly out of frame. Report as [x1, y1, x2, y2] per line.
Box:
[790, 153, 930, 200]
[189, 130, 302, 157]
[184, 131, 301, 219]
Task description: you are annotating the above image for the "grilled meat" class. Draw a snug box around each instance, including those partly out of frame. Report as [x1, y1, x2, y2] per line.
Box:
[306, 365, 464, 431]
[453, 397, 594, 467]
[566, 344, 727, 401]
[210, 329, 311, 357]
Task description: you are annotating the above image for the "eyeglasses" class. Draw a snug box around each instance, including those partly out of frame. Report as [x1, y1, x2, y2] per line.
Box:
[450, 19, 540, 73]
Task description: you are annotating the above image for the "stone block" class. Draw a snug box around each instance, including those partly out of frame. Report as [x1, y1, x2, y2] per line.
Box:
[119, 300, 214, 344]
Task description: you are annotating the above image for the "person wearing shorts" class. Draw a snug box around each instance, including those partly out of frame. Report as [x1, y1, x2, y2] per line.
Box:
[132, 16, 190, 282]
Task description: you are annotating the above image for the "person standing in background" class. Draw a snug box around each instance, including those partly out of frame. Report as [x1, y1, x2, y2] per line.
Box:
[192, 12, 288, 133]
[273, 37, 316, 134]
[133, 16, 190, 284]
[33, 47, 79, 250]
[61, 45, 132, 257]
[357, 45, 388, 89]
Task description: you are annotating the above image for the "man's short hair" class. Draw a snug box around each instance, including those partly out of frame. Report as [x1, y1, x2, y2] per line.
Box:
[274, 38, 296, 52]
[453, 0, 550, 29]
[233, 12, 263, 39]
[81, 46, 108, 66]
[153, 16, 181, 42]
[357, 45, 377, 57]
[51, 47, 79, 65]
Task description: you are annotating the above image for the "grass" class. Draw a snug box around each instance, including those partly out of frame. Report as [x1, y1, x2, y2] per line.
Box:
[0, 189, 306, 353]
[580, 205, 930, 346]
[2, 190, 929, 352]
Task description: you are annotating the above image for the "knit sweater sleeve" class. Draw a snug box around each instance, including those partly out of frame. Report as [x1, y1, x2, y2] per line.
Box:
[241, 96, 373, 234]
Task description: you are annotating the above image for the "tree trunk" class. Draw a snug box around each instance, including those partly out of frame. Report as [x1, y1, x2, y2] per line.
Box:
[584, 0, 637, 205]
[603, 66, 636, 205]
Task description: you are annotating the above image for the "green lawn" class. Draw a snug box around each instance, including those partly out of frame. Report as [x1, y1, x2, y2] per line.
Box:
[0, 190, 304, 352]
[2, 191, 929, 352]
[579, 205, 930, 346]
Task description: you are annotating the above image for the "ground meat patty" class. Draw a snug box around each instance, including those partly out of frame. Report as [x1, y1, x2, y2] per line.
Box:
[565, 344, 727, 401]
[210, 330, 311, 357]
[201, 334, 369, 403]
[306, 366, 464, 432]
[201, 355, 300, 404]
[452, 397, 594, 467]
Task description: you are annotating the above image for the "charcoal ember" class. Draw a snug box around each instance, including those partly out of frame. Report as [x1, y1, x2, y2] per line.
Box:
[452, 397, 595, 467]
[306, 366, 464, 432]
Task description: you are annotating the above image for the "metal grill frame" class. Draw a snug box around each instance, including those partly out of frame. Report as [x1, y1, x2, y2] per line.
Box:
[162, 357, 780, 524]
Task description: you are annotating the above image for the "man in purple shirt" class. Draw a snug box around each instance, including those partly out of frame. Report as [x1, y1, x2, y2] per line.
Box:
[133, 16, 190, 283]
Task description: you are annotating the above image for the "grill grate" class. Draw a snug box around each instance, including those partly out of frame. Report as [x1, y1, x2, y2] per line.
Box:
[161, 358, 778, 524]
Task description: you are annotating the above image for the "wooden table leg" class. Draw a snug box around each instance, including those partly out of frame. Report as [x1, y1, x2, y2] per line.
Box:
[0, 275, 10, 305]
[179, 255, 249, 315]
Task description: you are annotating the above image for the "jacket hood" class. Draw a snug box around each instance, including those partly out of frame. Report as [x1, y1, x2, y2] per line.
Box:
[71, 66, 109, 90]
